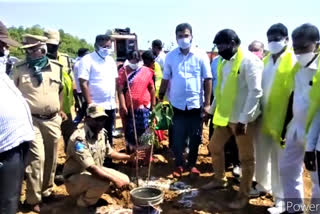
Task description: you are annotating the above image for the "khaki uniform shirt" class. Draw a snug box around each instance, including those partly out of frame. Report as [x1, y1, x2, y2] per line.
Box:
[11, 59, 63, 115]
[63, 125, 113, 177]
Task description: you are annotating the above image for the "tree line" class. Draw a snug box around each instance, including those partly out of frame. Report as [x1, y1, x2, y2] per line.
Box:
[8, 24, 94, 59]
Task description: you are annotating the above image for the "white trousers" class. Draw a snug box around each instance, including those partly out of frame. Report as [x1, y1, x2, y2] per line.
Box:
[256, 131, 284, 200]
[279, 130, 320, 213]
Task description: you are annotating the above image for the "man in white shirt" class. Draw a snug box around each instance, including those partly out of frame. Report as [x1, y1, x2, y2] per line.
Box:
[78, 34, 118, 158]
[248, 40, 264, 60]
[73, 48, 89, 125]
[158, 23, 212, 178]
[0, 20, 34, 214]
[280, 23, 320, 214]
[256, 23, 296, 214]
[152, 39, 166, 71]
[203, 29, 263, 209]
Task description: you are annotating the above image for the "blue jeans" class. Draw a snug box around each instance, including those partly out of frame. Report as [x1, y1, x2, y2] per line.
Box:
[171, 107, 203, 168]
[0, 142, 29, 214]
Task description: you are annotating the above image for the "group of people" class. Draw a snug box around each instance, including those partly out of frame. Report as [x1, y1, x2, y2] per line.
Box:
[1, 19, 320, 214]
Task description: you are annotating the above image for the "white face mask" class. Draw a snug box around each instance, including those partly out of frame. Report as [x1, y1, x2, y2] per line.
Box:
[4, 48, 9, 57]
[177, 38, 192, 50]
[295, 52, 316, 67]
[98, 47, 110, 57]
[268, 40, 287, 54]
[128, 62, 139, 70]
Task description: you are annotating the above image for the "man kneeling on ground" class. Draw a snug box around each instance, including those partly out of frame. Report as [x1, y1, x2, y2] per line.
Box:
[63, 104, 144, 207]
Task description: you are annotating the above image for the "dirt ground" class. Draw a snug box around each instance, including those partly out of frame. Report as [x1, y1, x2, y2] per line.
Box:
[16, 115, 312, 214]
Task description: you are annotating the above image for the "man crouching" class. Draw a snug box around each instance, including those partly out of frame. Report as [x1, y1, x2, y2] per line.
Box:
[63, 104, 144, 207]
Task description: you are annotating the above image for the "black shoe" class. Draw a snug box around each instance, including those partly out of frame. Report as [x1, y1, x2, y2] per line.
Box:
[54, 174, 65, 185]
[22, 203, 41, 213]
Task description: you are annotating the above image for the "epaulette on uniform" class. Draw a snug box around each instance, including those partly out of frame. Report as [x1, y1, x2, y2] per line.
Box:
[59, 52, 69, 57]
[49, 59, 63, 68]
[102, 128, 108, 137]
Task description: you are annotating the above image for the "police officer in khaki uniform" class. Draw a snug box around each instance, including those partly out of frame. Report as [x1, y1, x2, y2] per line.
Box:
[44, 29, 75, 146]
[11, 34, 67, 213]
[63, 104, 144, 207]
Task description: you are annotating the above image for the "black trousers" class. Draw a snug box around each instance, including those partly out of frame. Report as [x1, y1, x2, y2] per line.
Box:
[0, 142, 29, 214]
[103, 109, 116, 167]
[74, 92, 87, 119]
[104, 109, 116, 146]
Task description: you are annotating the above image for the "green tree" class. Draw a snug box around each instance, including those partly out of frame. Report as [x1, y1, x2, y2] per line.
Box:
[8, 25, 94, 59]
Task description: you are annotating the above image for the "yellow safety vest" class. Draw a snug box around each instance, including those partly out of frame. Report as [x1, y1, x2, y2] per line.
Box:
[306, 58, 320, 133]
[57, 52, 74, 114]
[261, 48, 297, 144]
[154, 62, 163, 97]
[213, 48, 244, 126]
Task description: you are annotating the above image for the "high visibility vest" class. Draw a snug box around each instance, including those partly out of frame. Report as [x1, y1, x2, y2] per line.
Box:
[213, 48, 244, 126]
[306, 58, 320, 133]
[58, 52, 74, 114]
[261, 48, 296, 144]
[154, 62, 163, 97]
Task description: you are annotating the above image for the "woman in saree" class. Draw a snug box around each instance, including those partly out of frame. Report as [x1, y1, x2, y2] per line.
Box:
[117, 51, 156, 150]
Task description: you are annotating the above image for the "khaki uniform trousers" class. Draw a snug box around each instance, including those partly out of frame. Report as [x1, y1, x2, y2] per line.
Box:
[25, 115, 62, 205]
[209, 122, 256, 196]
[65, 167, 129, 207]
[61, 113, 76, 149]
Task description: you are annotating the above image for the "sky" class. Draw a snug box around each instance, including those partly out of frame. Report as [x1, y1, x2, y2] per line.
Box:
[1, 0, 320, 51]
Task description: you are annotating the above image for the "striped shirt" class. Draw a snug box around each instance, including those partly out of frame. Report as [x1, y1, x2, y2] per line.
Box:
[0, 70, 34, 153]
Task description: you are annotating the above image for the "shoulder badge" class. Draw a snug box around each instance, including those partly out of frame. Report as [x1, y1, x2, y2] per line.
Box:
[75, 140, 85, 153]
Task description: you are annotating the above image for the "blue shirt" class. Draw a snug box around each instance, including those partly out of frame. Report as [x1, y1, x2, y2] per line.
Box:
[210, 56, 219, 95]
[163, 47, 212, 110]
[0, 71, 34, 153]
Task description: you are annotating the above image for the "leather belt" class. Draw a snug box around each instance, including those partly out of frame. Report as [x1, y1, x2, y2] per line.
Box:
[32, 112, 58, 120]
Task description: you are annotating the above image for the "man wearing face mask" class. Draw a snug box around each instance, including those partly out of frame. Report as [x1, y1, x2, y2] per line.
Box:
[0, 21, 34, 214]
[78, 34, 118, 162]
[44, 29, 75, 148]
[11, 34, 66, 213]
[248, 40, 264, 60]
[63, 104, 144, 208]
[279, 23, 320, 214]
[158, 23, 212, 178]
[0, 21, 19, 75]
[255, 23, 296, 214]
[202, 29, 263, 209]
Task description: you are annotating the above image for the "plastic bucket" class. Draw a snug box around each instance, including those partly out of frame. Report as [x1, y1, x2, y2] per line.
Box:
[130, 187, 163, 214]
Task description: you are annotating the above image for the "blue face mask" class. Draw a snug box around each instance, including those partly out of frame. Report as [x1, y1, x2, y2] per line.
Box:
[98, 47, 110, 57]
